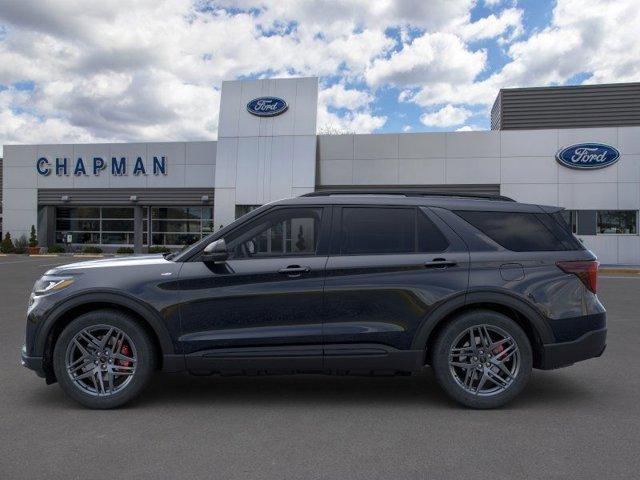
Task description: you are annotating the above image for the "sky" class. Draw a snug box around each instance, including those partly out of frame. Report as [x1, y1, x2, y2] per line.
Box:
[0, 0, 639, 154]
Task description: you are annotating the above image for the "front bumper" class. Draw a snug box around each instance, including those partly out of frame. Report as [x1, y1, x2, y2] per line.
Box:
[539, 328, 607, 370]
[21, 345, 46, 378]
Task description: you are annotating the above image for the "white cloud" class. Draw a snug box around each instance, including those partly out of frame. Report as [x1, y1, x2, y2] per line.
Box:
[317, 107, 387, 134]
[420, 105, 472, 127]
[319, 84, 373, 110]
[402, 125, 412, 132]
[0, 0, 476, 149]
[366, 32, 486, 87]
[317, 82, 384, 133]
[458, 7, 523, 42]
[0, 0, 638, 150]
[456, 124, 484, 131]
[404, 0, 640, 110]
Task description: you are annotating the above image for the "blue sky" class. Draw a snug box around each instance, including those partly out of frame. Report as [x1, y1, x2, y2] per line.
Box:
[0, 0, 638, 150]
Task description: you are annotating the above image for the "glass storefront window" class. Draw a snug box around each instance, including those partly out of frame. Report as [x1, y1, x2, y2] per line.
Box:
[235, 205, 261, 219]
[559, 210, 638, 235]
[55, 205, 213, 247]
[150, 206, 214, 247]
[55, 206, 138, 246]
[597, 210, 638, 234]
[559, 210, 577, 234]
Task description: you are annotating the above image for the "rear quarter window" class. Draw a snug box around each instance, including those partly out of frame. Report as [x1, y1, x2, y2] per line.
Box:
[454, 210, 577, 252]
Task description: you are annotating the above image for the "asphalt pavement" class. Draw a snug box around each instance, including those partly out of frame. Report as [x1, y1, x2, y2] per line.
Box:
[1, 255, 639, 479]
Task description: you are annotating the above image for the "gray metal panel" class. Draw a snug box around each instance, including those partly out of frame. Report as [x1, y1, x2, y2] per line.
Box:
[315, 184, 500, 196]
[38, 188, 215, 206]
[490, 92, 502, 130]
[0, 158, 3, 232]
[491, 82, 640, 130]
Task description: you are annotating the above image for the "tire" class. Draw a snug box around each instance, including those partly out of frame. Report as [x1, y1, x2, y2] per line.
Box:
[431, 310, 532, 409]
[53, 309, 156, 409]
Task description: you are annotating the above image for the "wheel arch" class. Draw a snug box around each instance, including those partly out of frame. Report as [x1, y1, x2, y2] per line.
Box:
[412, 290, 554, 369]
[38, 292, 175, 381]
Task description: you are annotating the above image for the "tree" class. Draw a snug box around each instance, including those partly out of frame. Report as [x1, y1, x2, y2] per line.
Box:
[29, 225, 38, 247]
[1, 233, 14, 253]
[317, 124, 355, 135]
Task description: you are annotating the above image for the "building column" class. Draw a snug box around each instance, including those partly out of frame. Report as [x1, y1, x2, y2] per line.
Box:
[133, 206, 144, 254]
[37, 206, 56, 248]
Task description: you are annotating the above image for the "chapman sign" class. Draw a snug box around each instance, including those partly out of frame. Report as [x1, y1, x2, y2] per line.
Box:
[36, 156, 168, 177]
[556, 143, 620, 170]
[246, 97, 288, 117]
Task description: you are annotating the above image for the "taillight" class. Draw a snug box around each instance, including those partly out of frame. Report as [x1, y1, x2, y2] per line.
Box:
[556, 260, 599, 294]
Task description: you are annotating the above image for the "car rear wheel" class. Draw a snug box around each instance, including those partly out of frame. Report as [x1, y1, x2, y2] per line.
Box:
[431, 310, 532, 409]
[53, 310, 156, 409]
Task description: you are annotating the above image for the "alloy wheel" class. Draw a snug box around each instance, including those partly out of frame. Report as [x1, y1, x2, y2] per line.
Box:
[65, 324, 138, 396]
[448, 324, 520, 397]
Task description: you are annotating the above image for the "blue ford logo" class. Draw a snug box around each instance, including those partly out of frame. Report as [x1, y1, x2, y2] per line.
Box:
[556, 143, 620, 170]
[247, 97, 288, 117]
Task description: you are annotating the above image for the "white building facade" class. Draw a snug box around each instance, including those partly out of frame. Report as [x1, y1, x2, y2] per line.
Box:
[2, 77, 639, 264]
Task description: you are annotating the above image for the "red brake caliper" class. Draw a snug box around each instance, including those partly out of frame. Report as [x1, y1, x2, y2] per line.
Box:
[117, 343, 132, 367]
[493, 344, 505, 358]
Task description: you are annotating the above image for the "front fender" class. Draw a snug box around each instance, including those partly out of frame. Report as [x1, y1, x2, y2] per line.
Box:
[33, 289, 177, 357]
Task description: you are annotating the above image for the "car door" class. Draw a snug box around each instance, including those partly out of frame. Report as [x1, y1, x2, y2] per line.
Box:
[178, 205, 331, 372]
[322, 205, 469, 370]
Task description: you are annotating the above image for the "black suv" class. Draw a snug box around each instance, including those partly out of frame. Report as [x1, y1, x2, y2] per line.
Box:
[22, 191, 606, 409]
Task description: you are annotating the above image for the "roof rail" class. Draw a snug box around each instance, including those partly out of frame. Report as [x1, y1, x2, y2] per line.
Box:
[301, 189, 515, 202]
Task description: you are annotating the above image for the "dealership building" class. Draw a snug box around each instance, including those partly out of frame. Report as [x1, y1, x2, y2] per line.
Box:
[1, 78, 640, 264]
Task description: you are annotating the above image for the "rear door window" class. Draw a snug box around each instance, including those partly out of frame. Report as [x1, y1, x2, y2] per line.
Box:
[340, 207, 414, 254]
[339, 207, 449, 255]
[454, 210, 572, 252]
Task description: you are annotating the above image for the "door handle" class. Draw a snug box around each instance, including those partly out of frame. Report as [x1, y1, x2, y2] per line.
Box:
[424, 258, 457, 269]
[278, 265, 311, 277]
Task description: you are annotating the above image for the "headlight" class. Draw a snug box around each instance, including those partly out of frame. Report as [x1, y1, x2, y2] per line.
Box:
[32, 276, 75, 296]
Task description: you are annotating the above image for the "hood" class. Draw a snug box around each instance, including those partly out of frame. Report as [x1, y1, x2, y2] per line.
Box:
[46, 254, 176, 275]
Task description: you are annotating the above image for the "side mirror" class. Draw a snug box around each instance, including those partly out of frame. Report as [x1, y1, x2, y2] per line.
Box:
[202, 238, 228, 263]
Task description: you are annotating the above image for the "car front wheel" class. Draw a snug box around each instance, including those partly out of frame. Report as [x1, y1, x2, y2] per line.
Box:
[53, 310, 156, 409]
[431, 310, 532, 409]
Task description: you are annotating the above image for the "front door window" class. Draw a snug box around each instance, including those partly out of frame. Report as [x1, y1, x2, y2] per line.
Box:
[226, 208, 324, 259]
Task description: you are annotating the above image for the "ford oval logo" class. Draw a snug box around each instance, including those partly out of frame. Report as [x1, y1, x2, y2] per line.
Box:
[556, 143, 620, 170]
[246, 97, 288, 117]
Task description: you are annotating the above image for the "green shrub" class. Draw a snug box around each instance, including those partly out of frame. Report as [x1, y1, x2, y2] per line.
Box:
[29, 225, 38, 247]
[1, 233, 14, 253]
[149, 246, 171, 254]
[48, 244, 66, 254]
[82, 246, 103, 254]
[116, 247, 134, 254]
[13, 235, 29, 254]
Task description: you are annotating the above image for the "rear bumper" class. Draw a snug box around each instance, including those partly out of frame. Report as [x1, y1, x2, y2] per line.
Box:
[539, 328, 607, 370]
[21, 345, 46, 378]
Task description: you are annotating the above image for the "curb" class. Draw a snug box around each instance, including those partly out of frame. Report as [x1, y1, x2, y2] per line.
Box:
[600, 268, 640, 275]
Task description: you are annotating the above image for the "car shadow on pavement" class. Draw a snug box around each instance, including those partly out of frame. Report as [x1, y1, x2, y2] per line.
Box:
[22, 367, 596, 411]
[134, 368, 595, 410]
